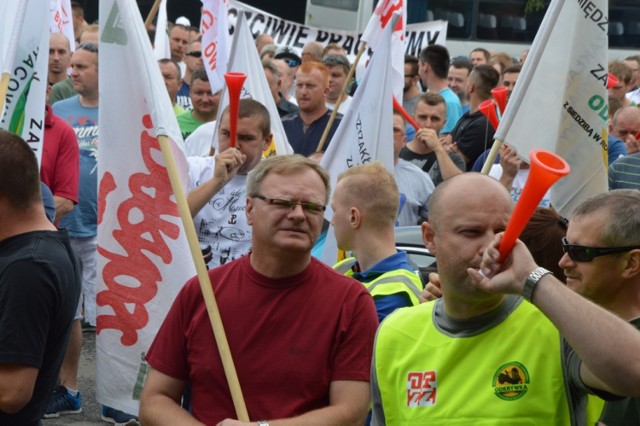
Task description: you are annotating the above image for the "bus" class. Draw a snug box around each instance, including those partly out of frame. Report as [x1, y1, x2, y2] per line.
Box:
[303, 0, 639, 59]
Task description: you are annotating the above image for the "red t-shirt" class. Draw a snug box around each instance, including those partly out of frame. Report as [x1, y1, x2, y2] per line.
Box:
[146, 254, 378, 424]
[40, 104, 79, 203]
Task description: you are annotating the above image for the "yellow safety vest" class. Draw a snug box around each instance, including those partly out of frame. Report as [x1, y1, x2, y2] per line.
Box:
[373, 299, 572, 425]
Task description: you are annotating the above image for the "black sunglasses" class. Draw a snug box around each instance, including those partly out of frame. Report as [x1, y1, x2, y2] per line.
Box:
[561, 237, 640, 262]
[185, 51, 202, 58]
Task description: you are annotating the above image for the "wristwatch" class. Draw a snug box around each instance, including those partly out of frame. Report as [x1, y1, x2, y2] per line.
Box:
[523, 267, 552, 302]
[257, 421, 269, 426]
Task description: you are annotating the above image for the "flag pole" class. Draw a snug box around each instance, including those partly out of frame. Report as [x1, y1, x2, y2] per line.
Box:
[316, 42, 367, 153]
[157, 134, 250, 422]
[480, 138, 504, 174]
[144, 0, 162, 28]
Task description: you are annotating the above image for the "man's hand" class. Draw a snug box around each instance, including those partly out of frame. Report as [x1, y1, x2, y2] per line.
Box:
[499, 145, 521, 179]
[623, 132, 640, 155]
[214, 147, 246, 183]
[419, 272, 443, 303]
[467, 233, 538, 297]
[416, 128, 442, 152]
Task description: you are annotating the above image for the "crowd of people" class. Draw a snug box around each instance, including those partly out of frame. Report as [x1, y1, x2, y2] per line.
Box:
[1, 3, 640, 426]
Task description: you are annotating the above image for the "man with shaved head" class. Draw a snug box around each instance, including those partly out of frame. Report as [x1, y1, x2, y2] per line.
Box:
[371, 173, 640, 425]
[48, 33, 72, 86]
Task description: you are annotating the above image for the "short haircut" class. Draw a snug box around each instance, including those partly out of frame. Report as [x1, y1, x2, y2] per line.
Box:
[169, 23, 189, 34]
[572, 190, 640, 246]
[624, 55, 640, 65]
[405, 54, 419, 76]
[247, 155, 331, 204]
[297, 61, 329, 86]
[419, 44, 450, 80]
[158, 58, 182, 81]
[609, 60, 632, 85]
[322, 55, 350, 75]
[471, 47, 491, 62]
[608, 95, 624, 119]
[450, 58, 473, 74]
[0, 130, 41, 210]
[76, 42, 99, 66]
[221, 99, 271, 139]
[417, 92, 447, 113]
[303, 41, 324, 61]
[337, 161, 400, 228]
[262, 59, 281, 80]
[79, 24, 99, 39]
[503, 64, 522, 75]
[519, 207, 567, 280]
[470, 64, 500, 99]
[190, 68, 209, 86]
[322, 43, 346, 58]
[489, 52, 514, 74]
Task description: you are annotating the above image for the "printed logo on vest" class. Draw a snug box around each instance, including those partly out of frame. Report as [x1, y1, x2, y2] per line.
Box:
[406, 371, 437, 407]
[492, 362, 529, 401]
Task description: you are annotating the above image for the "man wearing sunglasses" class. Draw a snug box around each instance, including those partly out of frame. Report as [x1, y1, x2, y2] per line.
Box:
[371, 173, 640, 425]
[142, 155, 378, 425]
[559, 190, 640, 425]
[176, 40, 204, 111]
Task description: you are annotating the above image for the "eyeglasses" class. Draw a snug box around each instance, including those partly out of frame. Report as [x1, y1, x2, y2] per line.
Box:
[561, 237, 640, 262]
[185, 51, 202, 58]
[253, 194, 326, 214]
[78, 43, 98, 53]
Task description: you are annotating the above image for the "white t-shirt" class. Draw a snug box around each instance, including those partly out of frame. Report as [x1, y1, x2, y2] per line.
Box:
[187, 156, 252, 267]
[489, 164, 551, 208]
[394, 159, 435, 226]
[326, 96, 353, 115]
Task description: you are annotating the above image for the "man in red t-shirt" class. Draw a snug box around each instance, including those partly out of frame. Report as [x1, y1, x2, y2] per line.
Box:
[141, 155, 378, 425]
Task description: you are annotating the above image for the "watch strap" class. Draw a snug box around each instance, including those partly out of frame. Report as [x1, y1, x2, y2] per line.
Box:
[523, 267, 551, 302]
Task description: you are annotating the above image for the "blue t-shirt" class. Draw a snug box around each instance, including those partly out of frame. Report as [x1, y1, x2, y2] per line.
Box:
[53, 96, 99, 237]
[439, 87, 463, 134]
[41, 182, 56, 223]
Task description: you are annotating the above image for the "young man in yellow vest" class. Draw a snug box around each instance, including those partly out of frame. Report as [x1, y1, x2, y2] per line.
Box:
[331, 162, 423, 322]
[371, 173, 640, 425]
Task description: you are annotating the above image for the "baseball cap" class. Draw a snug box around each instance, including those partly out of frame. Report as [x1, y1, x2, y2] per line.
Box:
[274, 46, 301, 66]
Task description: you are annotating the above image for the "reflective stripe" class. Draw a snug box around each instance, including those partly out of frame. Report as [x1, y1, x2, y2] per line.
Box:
[367, 274, 422, 298]
[334, 258, 357, 274]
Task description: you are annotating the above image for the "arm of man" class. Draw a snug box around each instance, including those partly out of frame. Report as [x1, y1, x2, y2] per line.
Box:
[0, 365, 38, 414]
[469, 235, 640, 397]
[54, 196, 75, 221]
[187, 149, 246, 217]
[218, 380, 370, 426]
[139, 368, 204, 426]
[415, 128, 462, 181]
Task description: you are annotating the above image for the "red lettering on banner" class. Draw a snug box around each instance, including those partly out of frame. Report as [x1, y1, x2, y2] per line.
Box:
[378, 0, 404, 32]
[205, 42, 218, 71]
[97, 171, 116, 225]
[96, 114, 180, 346]
[201, 9, 215, 32]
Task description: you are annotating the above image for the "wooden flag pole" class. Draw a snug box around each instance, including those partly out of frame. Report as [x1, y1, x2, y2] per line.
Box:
[316, 42, 367, 153]
[157, 135, 249, 422]
[144, 0, 162, 29]
[481, 138, 504, 174]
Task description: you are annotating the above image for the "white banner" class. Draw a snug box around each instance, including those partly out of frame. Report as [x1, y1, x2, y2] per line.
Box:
[201, 0, 231, 94]
[213, 11, 293, 157]
[49, 0, 76, 51]
[494, 0, 608, 217]
[0, 0, 48, 168]
[319, 14, 397, 266]
[152, 0, 170, 60]
[97, 0, 195, 415]
[228, 0, 447, 63]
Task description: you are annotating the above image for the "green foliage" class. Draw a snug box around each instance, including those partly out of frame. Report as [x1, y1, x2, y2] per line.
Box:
[525, 0, 546, 13]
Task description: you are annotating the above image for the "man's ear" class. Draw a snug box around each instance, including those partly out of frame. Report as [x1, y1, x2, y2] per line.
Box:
[422, 221, 437, 254]
[245, 197, 254, 225]
[621, 249, 640, 279]
[349, 207, 362, 230]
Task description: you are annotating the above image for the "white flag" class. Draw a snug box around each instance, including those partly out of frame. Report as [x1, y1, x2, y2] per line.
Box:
[0, 0, 48, 168]
[49, 0, 76, 51]
[361, 0, 405, 102]
[494, 0, 608, 217]
[201, 0, 231, 94]
[97, 0, 196, 414]
[318, 14, 397, 266]
[153, 0, 170, 60]
[214, 11, 293, 156]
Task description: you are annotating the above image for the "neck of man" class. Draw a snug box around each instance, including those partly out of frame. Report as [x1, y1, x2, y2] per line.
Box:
[326, 92, 346, 106]
[427, 76, 448, 93]
[299, 106, 328, 126]
[404, 84, 421, 100]
[0, 204, 56, 242]
[352, 228, 397, 272]
[249, 248, 312, 279]
[192, 109, 216, 123]
[443, 292, 506, 320]
[49, 72, 68, 85]
[469, 94, 487, 114]
[79, 92, 99, 108]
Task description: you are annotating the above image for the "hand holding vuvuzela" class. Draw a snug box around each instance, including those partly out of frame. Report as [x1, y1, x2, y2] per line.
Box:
[497, 149, 570, 261]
